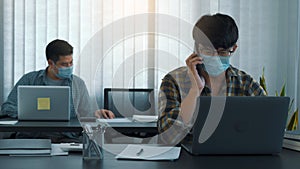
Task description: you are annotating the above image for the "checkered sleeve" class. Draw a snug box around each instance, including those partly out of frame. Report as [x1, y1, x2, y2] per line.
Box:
[157, 74, 192, 144]
[158, 74, 181, 132]
[248, 78, 267, 96]
[227, 66, 267, 96]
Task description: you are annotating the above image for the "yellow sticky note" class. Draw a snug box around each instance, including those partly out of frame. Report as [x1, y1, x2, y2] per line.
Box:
[37, 98, 50, 110]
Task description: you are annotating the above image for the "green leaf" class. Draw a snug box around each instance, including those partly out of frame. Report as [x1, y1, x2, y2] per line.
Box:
[259, 67, 268, 95]
[288, 99, 295, 113]
[286, 108, 298, 130]
[280, 82, 286, 96]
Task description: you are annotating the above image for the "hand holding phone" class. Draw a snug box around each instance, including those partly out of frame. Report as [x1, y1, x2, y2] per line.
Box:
[194, 44, 205, 78]
[196, 63, 205, 78]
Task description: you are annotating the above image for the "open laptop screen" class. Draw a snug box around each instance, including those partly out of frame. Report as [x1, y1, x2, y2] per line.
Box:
[17, 85, 71, 121]
[182, 96, 290, 155]
[104, 88, 155, 118]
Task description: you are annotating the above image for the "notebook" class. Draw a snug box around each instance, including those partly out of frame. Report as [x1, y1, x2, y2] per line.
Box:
[17, 85, 71, 121]
[181, 96, 290, 155]
[104, 88, 155, 118]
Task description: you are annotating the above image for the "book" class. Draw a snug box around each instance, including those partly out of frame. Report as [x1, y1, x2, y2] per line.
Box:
[0, 139, 51, 155]
[284, 130, 300, 141]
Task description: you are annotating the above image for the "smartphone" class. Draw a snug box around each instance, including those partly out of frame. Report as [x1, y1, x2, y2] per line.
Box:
[196, 64, 205, 78]
[194, 44, 205, 78]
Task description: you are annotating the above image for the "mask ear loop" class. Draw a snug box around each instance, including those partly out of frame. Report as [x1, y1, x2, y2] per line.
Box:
[194, 42, 200, 55]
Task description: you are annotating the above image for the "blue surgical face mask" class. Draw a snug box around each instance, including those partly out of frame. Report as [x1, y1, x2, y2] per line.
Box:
[201, 54, 230, 76]
[56, 66, 73, 79]
[53, 63, 73, 79]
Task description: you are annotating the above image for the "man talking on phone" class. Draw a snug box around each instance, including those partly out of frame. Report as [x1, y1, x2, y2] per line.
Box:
[157, 13, 266, 144]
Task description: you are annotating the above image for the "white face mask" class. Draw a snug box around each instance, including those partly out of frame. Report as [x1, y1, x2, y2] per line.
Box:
[201, 54, 230, 76]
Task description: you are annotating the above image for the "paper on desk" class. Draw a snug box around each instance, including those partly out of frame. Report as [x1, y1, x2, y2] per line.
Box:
[51, 144, 69, 156]
[0, 120, 18, 125]
[132, 115, 158, 122]
[97, 118, 132, 123]
[59, 143, 83, 152]
[115, 144, 181, 161]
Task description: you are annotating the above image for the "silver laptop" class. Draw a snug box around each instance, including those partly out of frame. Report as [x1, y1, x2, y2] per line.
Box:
[18, 85, 71, 121]
[181, 96, 290, 155]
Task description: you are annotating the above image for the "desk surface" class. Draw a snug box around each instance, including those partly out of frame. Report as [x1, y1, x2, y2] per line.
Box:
[0, 118, 157, 133]
[0, 118, 83, 132]
[0, 147, 299, 169]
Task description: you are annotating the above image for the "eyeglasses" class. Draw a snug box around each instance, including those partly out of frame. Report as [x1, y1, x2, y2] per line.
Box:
[195, 44, 234, 56]
[198, 47, 234, 56]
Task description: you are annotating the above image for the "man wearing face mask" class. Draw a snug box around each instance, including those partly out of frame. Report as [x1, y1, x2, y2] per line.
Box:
[157, 13, 266, 144]
[0, 39, 114, 142]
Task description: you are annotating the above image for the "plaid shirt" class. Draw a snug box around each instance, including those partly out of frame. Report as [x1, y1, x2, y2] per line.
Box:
[157, 65, 266, 144]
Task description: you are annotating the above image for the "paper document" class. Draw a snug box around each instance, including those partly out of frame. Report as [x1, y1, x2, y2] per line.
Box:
[97, 118, 132, 123]
[0, 120, 18, 125]
[132, 115, 158, 122]
[284, 130, 300, 141]
[282, 138, 300, 152]
[115, 144, 181, 161]
[59, 143, 83, 152]
[51, 144, 68, 156]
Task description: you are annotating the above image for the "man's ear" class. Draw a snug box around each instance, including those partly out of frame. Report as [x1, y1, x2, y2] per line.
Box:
[47, 59, 54, 67]
[232, 44, 238, 52]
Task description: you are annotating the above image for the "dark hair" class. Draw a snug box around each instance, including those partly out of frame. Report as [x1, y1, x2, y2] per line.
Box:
[45, 39, 73, 63]
[192, 13, 239, 49]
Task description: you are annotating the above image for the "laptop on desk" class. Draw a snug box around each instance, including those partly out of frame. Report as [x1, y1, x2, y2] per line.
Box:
[181, 96, 290, 155]
[17, 85, 71, 121]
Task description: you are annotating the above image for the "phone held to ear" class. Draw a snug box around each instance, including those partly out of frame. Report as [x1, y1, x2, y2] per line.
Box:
[194, 44, 205, 78]
[196, 64, 205, 78]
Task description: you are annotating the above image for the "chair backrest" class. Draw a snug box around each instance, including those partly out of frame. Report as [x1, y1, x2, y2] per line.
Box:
[104, 88, 155, 118]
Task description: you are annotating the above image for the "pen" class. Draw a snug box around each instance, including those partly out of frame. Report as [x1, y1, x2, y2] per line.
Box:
[136, 148, 144, 156]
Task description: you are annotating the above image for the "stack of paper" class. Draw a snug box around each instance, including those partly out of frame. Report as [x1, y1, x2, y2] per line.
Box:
[51, 143, 83, 156]
[132, 115, 158, 123]
[115, 144, 181, 161]
[283, 130, 300, 151]
[0, 120, 18, 125]
[58, 143, 83, 152]
[0, 139, 51, 155]
[97, 118, 132, 123]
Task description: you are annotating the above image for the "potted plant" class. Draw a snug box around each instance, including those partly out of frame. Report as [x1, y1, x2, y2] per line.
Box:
[259, 67, 298, 131]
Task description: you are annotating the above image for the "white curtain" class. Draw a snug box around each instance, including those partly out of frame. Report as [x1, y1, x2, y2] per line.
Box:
[0, 0, 154, 109]
[1, 0, 300, 123]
